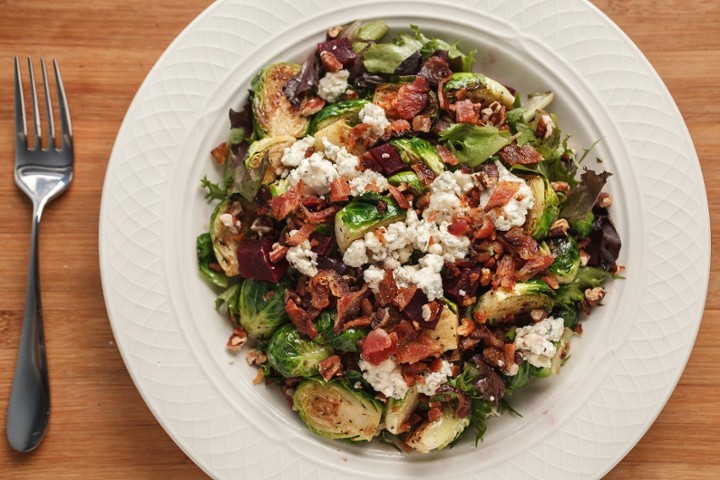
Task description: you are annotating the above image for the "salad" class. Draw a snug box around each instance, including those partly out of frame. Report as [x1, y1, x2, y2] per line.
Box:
[196, 20, 622, 453]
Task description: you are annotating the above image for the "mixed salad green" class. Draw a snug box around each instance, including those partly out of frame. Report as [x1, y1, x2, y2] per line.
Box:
[197, 20, 622, 453]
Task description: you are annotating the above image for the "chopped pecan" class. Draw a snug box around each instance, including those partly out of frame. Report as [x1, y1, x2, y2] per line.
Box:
[585, 287, 606, 306]
[246, 348, 268, 366]
[226, 326, 247, 353]
[320, 50, 343, 72]
[597, 192, 613, 208]
[318, 355, 343, 382]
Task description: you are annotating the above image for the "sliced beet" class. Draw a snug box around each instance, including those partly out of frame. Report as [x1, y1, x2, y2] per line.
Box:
[443, 267, 481, 303]
[310, 233, 333, 256]
[366, 143, 406, 176]
[317, 37, 356, 67]
[399, 290, 441, 329]
[236, 237, 287, 283]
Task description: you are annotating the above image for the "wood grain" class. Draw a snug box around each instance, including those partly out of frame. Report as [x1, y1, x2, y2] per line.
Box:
[0, 1, 717, 478]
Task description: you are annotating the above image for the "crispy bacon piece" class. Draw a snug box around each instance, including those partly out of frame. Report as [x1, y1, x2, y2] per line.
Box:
[387, 183, 411, 209]
[502, 226, 539, 260]
[454, 99, 479, 124]
[436, 144, 459, 166]
[329, 177, 351, 203]
[427, 406, 443, 422]
[342, 316, 373, 331]
[411, 115, 432, 132]
[386, 119, 411, 136]
[286, 298, 318, 338]
[484, 181, 521, 212]
[360, 328, 398, 365]
[211, 142, 229, 164]
[377, 268, 399, 307]
[517, 254, 556, 281]
[499, 143, 543, 165]
[335, 286, 369, 333]
[270, 184, 301, 220]
[393, 285, 418, 311]
[411, 160, 436, 186]
[541, 273, 560, 290]
[396, 338, 440, 365]
[308, 270, 348, 310]
[493, 254, 517, 290]
[298, 204, 341, 224]
[447, 219, 470, 236]
[285, 223, 316, 247]
[392, 77, 429, 120]
[318, 355, 343, 382]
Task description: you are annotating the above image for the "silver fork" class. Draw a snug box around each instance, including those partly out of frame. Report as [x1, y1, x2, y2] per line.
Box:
[7, 57, 73, 452]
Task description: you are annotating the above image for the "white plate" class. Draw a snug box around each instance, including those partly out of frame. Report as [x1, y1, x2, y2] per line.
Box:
[99, 1, 710, 478]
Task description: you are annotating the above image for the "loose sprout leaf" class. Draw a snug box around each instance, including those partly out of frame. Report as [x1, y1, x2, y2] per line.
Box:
[438, 123, 510, 167]
[559, 169, 611, 222]
[214, 282, 241, 313]
[197, 232, 229, 288]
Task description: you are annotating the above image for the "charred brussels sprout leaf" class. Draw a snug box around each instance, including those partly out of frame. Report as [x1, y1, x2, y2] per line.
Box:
[405, 407, 471, 453]
[548, 236, 580, 284]
[309, 99, 369, 134]
[385, 386, 420, 435]
[196, 232, 228, 288]
[335, 194, 406, 252]
[209, 199, 243, 277]
[251, 63, 310, 138]
[237, 278, 290, 340]
[438, 123, 511, 167]
[267, 324, 333, 378]
[293, 379, 383, 442]
[314, 311, 367, 352]
[474, 279, 555, 323]
[442, 72, 515, 107]
[390, 137, 444, 175]
[524, 176, 560, 239]
[245, 136, 295, 185]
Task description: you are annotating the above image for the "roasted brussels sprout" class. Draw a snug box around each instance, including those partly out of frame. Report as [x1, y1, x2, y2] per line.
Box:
[266, 324, 334, 378]
[550, 327, 574, 375]
[314, 311, 367, 352]
[309, 99, 370, 134]
[312, 119, 357, 154]
[335, 194, 406, 252]
[390, 137, 444, 175]
[405, 407, 471, 453]
[474, 279, 555, 323]
[521, 91, 555, 123]
[438, 123, 510, 167]
[245, 135, 295, 184]
[209, 198, 243, 277]
[251, 63, 310, 138]
[237, 278, 290, 340]
[442, 72, 515, 108]
[420, 304, 459, 353]
[196, 232, 228, 288]
[384, 386, 419, 435]
[524, 175, 560, 239]
[548, 236, 580, 285]
[293, 379, 383, 442]
[387, 170, 426, 195]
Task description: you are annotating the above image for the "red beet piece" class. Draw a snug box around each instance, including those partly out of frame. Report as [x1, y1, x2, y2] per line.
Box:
[317, 38, 356, 67]
[443, 267, 481, 304]
[366, 143, 407, 176]
[399, 289, 441, 329]
[236, 237, 288, 283]
[310, 233, 333, 256]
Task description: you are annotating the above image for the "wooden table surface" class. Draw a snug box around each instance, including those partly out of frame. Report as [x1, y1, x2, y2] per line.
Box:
[0, 0, 717, 478]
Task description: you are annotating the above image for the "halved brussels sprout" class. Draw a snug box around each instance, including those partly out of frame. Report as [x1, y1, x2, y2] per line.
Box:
[548, 236, 580, 285]
[389, 137, 444, 175]
[388, 170, 426, 195]
[266, 324, 334, 378]
[309, 99, 370, 134]
[335, 194, 406, 253]
[550, 327, 574, 375]
[314, 311, 367, 352]
[474, 279, 555, 323]
[251, 63, 310, 138]
[521, 91, 555, 123]
[313, 119, 357, 154]
[421, 304, 459, 353]
[293, 379, 383, 442]
[237, 278, 290, 340]
[438, 123, 510, 167]
[442, 72, 515, 108]
[245, 135, 295, 184]
[524, 175, 560, 239]
[209, 198, 243, 277]
[405, 407, 471, 453]
[385, 386, 419, 435]
[196, 232, 228, 288]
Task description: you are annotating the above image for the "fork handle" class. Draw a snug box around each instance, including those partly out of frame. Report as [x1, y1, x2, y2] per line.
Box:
[6, 204, 50, 452]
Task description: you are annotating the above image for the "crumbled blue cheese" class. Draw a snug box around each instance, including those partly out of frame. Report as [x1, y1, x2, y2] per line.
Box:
[358, 358, 408, 399]
[281, 136, 315, 168]
[349, 169, 388, 196]
[423, 170, 474, 223]
[322, 138, 360, 180]
[393, 253, 445, 301]
[479, 161, 534, 231]
[415, 360, 453, 396]
[285, 238, 318, 277]
[343, 238, 370, 268]
[358, 103, 389, 135]
[513, 316, 564, 369]
[317, 69, 349, 103]
[362, 265, 386, 292]
[287, 152, 339, 195]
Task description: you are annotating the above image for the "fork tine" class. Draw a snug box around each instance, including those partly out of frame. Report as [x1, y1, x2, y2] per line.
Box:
[26, 58, 41, 150]
[13, 57, 27, 150]
[52, 59, 72, 150]
[40, 58, 56, 150]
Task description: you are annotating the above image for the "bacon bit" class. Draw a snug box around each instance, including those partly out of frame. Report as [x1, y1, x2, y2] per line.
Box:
[252, 369, 265, 385]
[500, 143, 543, 165]
[286, 298, 318, 338]
[392, 77, 429, 120]
[386, 119, 411, 137]
[493, 255, 517, 290]
[271, 184, 301, 220]
[472, 310, 488, 324]
[411, 160, 436, 186]
[387, 183, 411, 209]
[428, 357, 443, 373]
[479, 267, 492, 286]
[482, 347, 505, 368]
[300, 96, 326, 117]
[377, 268, 399, 307]
[541, 273, 560, 290]
[517, 254, 555, 281]
[285, 223, 316, 247]
[454, 99, 479, 124]
[457, 317, 475, 336]
[320, 50, 343, 72]
[574, 323, 583, 335]
[298, 204, 341, 224]
[475, 215, 496, 240]
[436, 144, 459, 166]
[226, 326, 247, 352]
[411, 115, 432, 132]
[502, 226, 539, 260]
[318, 355, 343, 382]
[360, 328, 398, 365]
[484, 181, 521, 212]
[211, 142, 229, 164]
[427, 406, 443, 422]
[396, 338, 440, 365]
[335, 286, 370, 333]
[329, 177, 351, 203]
[437, 78, 450, 111]
[393, 285, 418, 311]
[342, 316, 373, 331]
[504, 343, 516, 371]
[447, 219, 471, 236]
